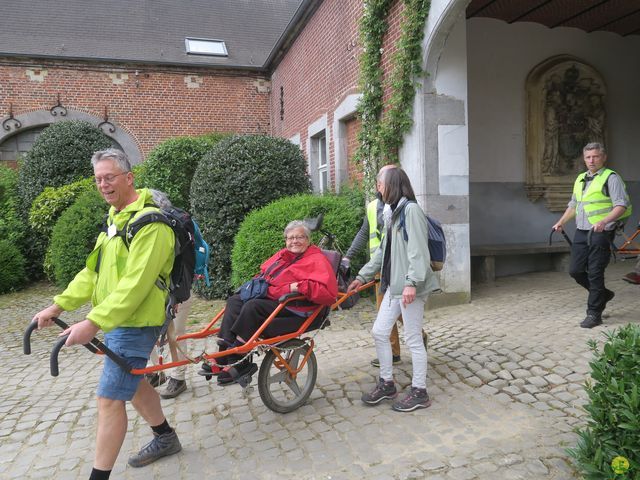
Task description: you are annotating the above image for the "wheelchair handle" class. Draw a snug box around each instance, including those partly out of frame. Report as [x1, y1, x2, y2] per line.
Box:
[23, 321, 38, 355]
[50, 335, 69, 377]
[549, 228, 572, 247]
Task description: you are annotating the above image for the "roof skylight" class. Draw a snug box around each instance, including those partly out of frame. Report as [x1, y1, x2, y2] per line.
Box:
[185, 38, 228, 57]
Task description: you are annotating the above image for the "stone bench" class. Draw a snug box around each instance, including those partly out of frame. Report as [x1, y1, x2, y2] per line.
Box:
[471, 242, 571, 283]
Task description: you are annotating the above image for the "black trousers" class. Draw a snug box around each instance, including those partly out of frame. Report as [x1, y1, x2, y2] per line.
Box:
[569, 229, 613, 314]
[219, 294, 304, 344]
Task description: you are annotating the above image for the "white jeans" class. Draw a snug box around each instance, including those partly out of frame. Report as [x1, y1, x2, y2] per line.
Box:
[149, 296, 192, 381]
[372, 290, 427, 389]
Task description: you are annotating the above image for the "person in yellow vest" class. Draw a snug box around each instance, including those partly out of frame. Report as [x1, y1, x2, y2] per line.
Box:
[552, 143, 632, 328]
[343, 165, 427, 365]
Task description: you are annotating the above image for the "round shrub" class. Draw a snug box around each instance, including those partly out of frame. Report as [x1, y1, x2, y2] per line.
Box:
[191, 135, 311, 298]
[136, 133, 228, 210]
[17, 120, 111, 213]
[0, 165, 27, 249]
[48, 189, 107, 287]
[0, 239, 26, 293]
[29, 177, 95, 238]
[231, 192, 365, 287]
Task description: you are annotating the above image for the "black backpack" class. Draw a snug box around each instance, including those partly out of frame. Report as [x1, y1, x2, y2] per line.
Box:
[104, 204, 205, 306]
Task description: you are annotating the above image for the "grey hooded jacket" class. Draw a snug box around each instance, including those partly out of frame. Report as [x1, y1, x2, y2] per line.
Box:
[356, 200, 439, 299]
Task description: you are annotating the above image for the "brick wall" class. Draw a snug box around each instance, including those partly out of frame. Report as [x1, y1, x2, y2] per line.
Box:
[0, 60, 271, 160]
[270, 0, 405, 190]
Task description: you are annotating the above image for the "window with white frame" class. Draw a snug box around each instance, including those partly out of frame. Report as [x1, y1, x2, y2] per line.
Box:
[311, 132, 328, 193]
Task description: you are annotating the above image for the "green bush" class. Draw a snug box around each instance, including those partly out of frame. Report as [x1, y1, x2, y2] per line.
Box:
[231, 192, 365, 287]
[29, 177, 95, 238]
[17, 120, 111, 214]
[48, 189, 107, 287]
[569, 324, 640, 479]
[190, 135, 311, 298]
[0, 165, 27, 248]
[136, 133, 228, 210]
[0, 239, 26, 293]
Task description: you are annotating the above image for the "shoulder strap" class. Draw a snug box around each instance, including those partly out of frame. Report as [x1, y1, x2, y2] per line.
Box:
[398, 201, 417, 242]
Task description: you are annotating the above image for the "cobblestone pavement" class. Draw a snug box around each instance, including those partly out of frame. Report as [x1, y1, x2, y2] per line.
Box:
[2, 261, 639, 479]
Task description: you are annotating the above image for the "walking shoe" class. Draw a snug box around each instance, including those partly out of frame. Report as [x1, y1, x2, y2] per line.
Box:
[603, 289, 615, 310]
[127, 430, 182, 468]
[217, 359, 257, 386]
[160, 378, 187, 399]
[392, 387, 432, 412]
[145, 372, 166, 388]
[622, 272, 640, 284]
[197, 362, 223, 377]
[580, 313, 603, 329]
[370, 355, 401, 367]
[361, 378, 397, 405]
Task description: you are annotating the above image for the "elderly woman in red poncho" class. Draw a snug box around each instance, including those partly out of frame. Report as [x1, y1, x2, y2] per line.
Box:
[212, 220, 337, 385]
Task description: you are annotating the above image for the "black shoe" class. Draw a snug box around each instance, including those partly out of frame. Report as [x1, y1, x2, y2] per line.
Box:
[217, 361, 257, 386]
[603, 289, 615, 310]
[145, 372, 166, 388]
[580, 313, 603, 329]
[370, 355, 401, 367]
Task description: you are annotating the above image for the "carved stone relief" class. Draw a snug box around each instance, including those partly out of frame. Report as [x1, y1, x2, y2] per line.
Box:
[526, 55, 607, 211]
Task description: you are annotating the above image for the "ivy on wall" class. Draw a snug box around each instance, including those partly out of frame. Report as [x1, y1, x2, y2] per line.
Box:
[355, 0, 431, 190]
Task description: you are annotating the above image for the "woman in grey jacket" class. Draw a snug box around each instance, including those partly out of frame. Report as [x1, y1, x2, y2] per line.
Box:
[349, 167, 439, 412]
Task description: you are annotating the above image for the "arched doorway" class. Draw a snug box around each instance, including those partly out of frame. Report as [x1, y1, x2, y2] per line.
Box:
[0, 108, 142, 168]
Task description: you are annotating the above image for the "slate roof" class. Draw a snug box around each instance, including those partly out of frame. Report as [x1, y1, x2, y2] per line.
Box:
[0, 0, 304, 70]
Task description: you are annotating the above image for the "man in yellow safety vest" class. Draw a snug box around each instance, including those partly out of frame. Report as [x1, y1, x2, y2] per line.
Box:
[552, 142, 632, 328]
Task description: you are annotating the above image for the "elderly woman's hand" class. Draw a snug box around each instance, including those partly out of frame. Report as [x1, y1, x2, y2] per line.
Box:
[290, 282, 299, 293]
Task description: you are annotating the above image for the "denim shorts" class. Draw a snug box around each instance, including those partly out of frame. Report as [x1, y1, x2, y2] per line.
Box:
[97, 326, 160, 401]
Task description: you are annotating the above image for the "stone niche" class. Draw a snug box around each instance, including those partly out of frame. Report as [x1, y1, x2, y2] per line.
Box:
[525, 55, 607, 212]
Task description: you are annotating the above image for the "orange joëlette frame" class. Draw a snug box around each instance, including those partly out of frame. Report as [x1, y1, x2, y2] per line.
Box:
[617, 226, 640, 256]
[127, 280, 377, 376]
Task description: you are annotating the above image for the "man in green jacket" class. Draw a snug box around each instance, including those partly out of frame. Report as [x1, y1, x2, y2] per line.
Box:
[32, 149, 181, 479]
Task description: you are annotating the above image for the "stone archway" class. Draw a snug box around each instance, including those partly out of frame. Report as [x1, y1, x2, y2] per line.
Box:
[0, 108, 142, 165]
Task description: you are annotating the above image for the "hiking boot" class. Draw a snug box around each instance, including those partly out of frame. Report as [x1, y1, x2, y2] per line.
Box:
[580, 313, 603, 329]
[145, 372, 166, 388]
[622, 272, 640, 285]
[160, 378, 187, 399]
[370, 355, 401, 367]
[361, 378, 397, 405]
[127, 430, 182, 468]
[392, 387, 432, 412]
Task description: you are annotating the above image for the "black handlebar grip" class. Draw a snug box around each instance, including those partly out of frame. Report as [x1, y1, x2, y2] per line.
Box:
[50, 334, 69, 377]
[23, 321, 39, 355]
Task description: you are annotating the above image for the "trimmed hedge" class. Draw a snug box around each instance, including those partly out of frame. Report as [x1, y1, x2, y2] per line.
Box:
[0, 165, 26, 248]
[29, 177, 95, 238]
[136, 133, 228, 210]
[231, 192, 365, 287]
[191, 135, 311, 298]
[48, 189, 107, 287]
[569, 324, 640, 479]
[0, 239, 26, 293]
[17, 120, 111, 213]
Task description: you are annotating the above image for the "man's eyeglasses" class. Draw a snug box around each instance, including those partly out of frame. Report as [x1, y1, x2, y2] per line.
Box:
[95, 172, 127, 185]
[285, 235, 308, 242]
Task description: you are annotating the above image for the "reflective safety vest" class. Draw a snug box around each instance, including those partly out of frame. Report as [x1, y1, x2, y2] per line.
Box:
[573, 168, 632, 224]
[366, 199, 382, 254]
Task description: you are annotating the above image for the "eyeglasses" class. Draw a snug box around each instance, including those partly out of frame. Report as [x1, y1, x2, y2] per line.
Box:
[95, 172, 127, 185]
[285, 235, 308, 242]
